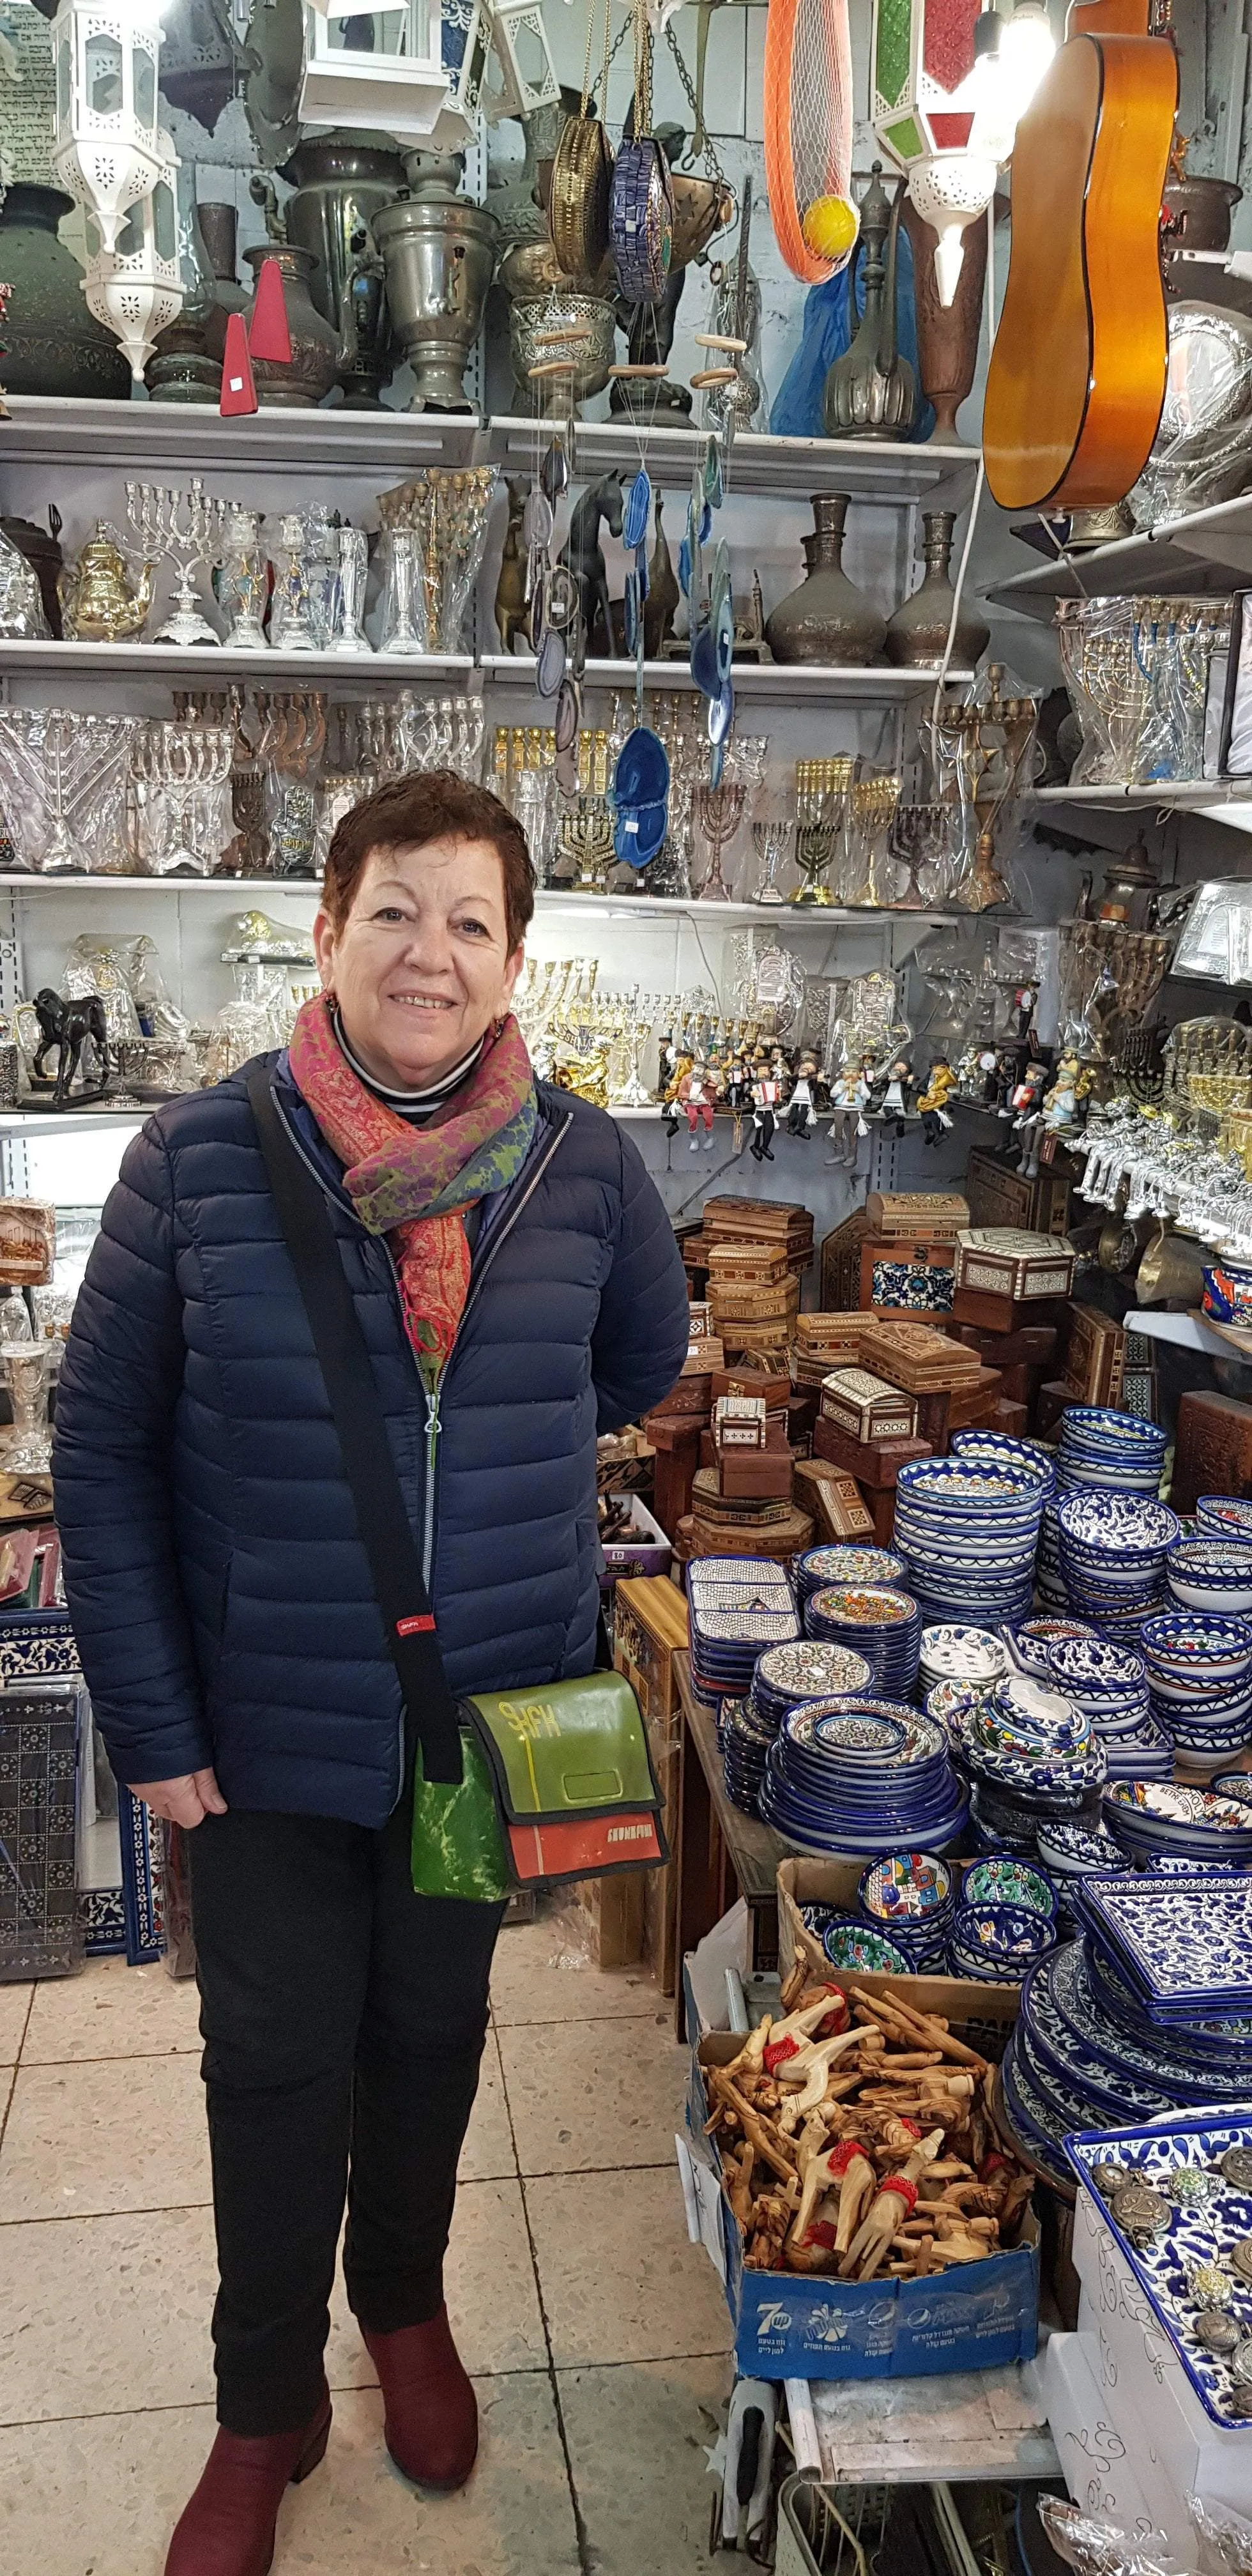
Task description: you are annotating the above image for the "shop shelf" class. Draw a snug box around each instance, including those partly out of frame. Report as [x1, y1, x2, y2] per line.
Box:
[482, 416, 978, 505]
[480, 653, 974, 700]
[0, 639, 474, 686]
[0, 394, 482, 475]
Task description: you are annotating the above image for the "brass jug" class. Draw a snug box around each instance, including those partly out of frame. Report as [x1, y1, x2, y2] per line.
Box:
[824, 164, 917, 441]
[59, 524, 154, 643]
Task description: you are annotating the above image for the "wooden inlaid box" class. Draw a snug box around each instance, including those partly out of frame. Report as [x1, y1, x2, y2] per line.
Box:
[714, 1395, 767, 1450]
[954, 1229, 1076, 1305]
[820, 1367, 919, 1445]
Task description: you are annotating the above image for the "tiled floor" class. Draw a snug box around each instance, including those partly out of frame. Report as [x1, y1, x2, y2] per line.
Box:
[0, 1916, 733, 2575]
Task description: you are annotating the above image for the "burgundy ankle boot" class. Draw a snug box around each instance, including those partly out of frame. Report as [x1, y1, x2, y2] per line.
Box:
[164, 2388, 331, 2576]
[361, 2306, 478, 2490]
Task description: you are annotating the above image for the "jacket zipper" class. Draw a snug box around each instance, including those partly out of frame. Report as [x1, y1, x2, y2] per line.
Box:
[264, 1080, 571, 1804]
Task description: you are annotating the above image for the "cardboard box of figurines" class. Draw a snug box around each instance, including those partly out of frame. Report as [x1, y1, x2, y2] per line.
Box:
[684, 1965, 1039, 2380]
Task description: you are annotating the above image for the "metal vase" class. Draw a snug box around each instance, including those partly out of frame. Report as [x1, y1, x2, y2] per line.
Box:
[280, 130, 406, 409]
[373, 165, 498, 415]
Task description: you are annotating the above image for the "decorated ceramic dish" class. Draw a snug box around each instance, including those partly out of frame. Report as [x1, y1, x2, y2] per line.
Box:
[1140, 1609, 1252, 1673]
[752, 1639, 873, 1714]
[1075, 1870, 1252, 2020]
[919, 1625, 1011, 1683]
[821, 1919, 911, 1974]
[1166, 1537, 1252, 1613]
[963, 1857, 1057, 1918]
[860, 1850, 954, 1920]
[1103, 1778, 1252, 1860]
[796, 1545, 906, 1592]
[1197, 1498, 1252, 1540]
[1064, 2116, 1252, 2428]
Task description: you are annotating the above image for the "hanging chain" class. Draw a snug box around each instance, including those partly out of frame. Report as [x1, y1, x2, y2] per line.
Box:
[664, 20, 727, 185]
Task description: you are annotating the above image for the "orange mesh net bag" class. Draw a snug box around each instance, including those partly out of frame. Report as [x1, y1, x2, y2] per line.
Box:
[763, 0, 855, 283]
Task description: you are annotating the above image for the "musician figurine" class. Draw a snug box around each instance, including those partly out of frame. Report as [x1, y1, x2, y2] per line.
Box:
[678, 1057, 719, 1151]
[827, 1059, 871, 1165]
[917, 1057, 957, 1148]
[749, 1060, 783, 1162]
[867, 1055, 915, 1138]
[786, 1050, 821, 1139]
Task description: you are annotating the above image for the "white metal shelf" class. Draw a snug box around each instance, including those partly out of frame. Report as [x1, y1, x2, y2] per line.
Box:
[0, 876, 1000, 930]
[0, 394, 481, 475]
[0, 640, 474, 685]
[484, 416, 978, 506]
[987, 489, 1252, 622]
[0, 397, 979, 507]
[1030, 779, 1252, 817]
[480, 654, 973, 701]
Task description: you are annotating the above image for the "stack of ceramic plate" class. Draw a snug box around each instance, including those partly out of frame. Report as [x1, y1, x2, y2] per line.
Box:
[1139, 1609, 1252, 1777]
[892, 1458, 1045, 1629]
[924, 1678, 979, 1747]
[758, 1696, 968, 1858]
[1009, 1614, 1100, 1680]
[918, 1625, 1011, 1700]
[857, 1850, 955, 1969]
[1055, 1492, 1180, 1622]
[948, 1429, 1057, 1496]
[1103, 1777, 1252, 1864]
[1166, 1535, 1252, 1614]
[751, 1638, 873, 1731]
[1002, 1928, 1252, 2189]
[1057, 1406, 1168, 1498]
[794, 1545, 905, 1612]
[959, 1673, 1104, 1857]
[1034, 1818, 1131, 1935]
[1042, 1635, 1169, 1779]
[1077, 1869, 1252, 2025]
[947, 1898, 1057, 1983]
[804, 1584, 922, 1696]
[719, 1694, 777, 1813]
[687, 1558, 799, 1705]
[1197, 1496, 1252, 1540]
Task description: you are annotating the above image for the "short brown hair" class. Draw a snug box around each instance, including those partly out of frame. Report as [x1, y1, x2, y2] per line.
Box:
[320, 769, 535, 952]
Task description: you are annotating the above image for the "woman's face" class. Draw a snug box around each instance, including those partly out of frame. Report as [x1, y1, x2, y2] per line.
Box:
[314, 835, 524, 1091]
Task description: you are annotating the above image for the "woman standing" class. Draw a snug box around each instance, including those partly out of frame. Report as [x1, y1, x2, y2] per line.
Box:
[53, 770, 690, 2576]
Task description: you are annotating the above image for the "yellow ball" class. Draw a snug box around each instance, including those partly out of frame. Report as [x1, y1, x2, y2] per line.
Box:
[802, 194, 860, 263]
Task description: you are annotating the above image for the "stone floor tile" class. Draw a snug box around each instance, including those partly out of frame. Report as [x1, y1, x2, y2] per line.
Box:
[524, 2168, 732, 2368]
[498, 2014, 687, 2175]
[459, 2028, 519, 2182]
[558, 2356, 734, 2576]
[0, 2204, 217, 2422]
[22, 1958, 202, 2063]
[326, 2179, 547, 2386]
[0, 2054, 210, 2222]
[491, 1916, 663, 2026]
[0, 1983, 31, 2066]
[0, 2374, 581, 2576]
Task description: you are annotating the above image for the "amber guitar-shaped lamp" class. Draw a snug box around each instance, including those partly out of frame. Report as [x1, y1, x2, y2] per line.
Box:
[982, 0, 1177, 512]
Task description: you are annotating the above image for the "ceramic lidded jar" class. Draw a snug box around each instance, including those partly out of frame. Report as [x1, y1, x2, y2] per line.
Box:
[884, 509, 990, 668]
[765, 493, 886, 666]
[0, 185, 130, 399]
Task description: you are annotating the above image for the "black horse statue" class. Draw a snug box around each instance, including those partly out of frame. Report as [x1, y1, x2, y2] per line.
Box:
[560, 472, 624, 657]
[30, 989, 111, 1107]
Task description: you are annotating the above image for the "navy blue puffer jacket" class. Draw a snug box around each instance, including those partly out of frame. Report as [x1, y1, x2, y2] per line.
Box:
[52, 1056, 690, 1828]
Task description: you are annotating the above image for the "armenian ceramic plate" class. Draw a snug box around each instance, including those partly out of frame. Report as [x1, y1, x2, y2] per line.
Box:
[1064, 2115, 1252, 2428]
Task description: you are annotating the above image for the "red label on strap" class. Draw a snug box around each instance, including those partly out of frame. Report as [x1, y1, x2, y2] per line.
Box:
[396, 1614, 436, 1636]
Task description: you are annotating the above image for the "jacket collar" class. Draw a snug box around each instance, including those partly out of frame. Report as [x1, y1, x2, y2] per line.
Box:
[270, 1052, 561, 1250]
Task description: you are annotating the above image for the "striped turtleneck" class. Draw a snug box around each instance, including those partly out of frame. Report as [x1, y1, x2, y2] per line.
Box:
[330, 1006, 485, 1123]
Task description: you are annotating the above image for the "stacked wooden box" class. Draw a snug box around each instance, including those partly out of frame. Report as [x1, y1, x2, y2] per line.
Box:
[705, 1240, 798, 1358]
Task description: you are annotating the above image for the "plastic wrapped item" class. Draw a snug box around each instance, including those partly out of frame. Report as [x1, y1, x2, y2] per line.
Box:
[1189, 2493, 1252, 2576]
[204, 960, 293, 1080]
[62, 934, 190, 1048]
[1037, 2496, 1181, 2576]
[0, 526, 50, 639]
[0, 708, 135, 875]
[376, 465, 497, 653]
[0, 1200, 56, 1286]
[1173, 880, 1252, 986]
[1133, 302, 1252, 526]
[1057, 595, 1230, 786]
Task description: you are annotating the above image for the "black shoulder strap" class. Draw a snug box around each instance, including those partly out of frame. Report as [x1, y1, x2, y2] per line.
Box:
[247, 1065, 463, 1785]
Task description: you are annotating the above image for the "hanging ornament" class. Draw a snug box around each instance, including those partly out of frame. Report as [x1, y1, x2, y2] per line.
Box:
[551, 0, 615, 277]
[219, 310, 259, 417]
[870, 0, 997, 305]
[609, 0, 673, 302]
[248, 256, 291, 364]
[82, 159, 181, 380]
[51, 0, 169, 256]
[764, 0, 855, 283]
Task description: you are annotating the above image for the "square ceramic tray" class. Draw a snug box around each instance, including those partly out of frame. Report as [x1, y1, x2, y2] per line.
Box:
[1076, 1871, 1252, 2019]
[1065, 2113, 1252, 2428]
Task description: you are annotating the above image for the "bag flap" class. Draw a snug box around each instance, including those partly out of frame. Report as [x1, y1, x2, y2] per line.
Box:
[464, 1673, 660, 1825]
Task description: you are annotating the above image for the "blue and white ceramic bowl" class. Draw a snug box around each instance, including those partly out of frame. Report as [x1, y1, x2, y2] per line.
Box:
[948, 1900, 1057, 1975]
[1011, 1616, 1099, 1678]
[1196, 1496, 1252, 1541]
[948, 1430, 1057, 1493]
[1166, 1536, 1252, 1614]
[1103, 1777, 1252, 1860]
[963, 1856, 1057, 1918]
[1141, 1608, 1252, 1678]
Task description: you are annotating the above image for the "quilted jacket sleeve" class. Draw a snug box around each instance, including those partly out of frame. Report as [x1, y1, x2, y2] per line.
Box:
[590, 1121, 689, 1431]
[52, 1120, 212, 1788]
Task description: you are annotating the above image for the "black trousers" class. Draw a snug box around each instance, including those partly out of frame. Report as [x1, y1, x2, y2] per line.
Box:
[187, 1775, 505, 2436]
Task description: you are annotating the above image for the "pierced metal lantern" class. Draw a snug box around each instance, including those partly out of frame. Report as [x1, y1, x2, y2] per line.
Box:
[870, 0, 995, 304]
[82, 151, 182, 378]
[51, 0, 168, 257]
[299, 0, 478, 146]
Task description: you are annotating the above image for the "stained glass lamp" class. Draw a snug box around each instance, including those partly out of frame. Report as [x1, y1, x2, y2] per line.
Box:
[871, 0, 996, 303]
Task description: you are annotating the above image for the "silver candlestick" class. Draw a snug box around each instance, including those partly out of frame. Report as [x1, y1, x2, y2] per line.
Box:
[332, 527, 370, 656]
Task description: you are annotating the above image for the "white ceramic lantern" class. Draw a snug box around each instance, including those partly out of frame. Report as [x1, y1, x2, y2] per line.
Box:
[82, 155, 182, 376]
[299, 0, 473, 144]
[51, 0, 167, 257]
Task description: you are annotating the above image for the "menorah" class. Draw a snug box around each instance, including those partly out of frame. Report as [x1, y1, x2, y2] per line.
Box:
[126, 476, 229, 648]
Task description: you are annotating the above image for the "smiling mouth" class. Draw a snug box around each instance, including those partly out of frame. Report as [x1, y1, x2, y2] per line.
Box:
[388, 994, 457, 1012]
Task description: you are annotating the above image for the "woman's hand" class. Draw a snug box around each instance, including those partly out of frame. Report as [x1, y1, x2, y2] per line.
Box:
[128, 1768, 228, 1828]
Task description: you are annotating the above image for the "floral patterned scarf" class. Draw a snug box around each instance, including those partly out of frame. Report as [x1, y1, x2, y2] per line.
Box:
[287, 991, 537, 1379]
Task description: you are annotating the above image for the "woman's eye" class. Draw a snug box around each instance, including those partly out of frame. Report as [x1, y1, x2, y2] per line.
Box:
[457, 917, 488, 938]
[374, 907, 408, 923]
